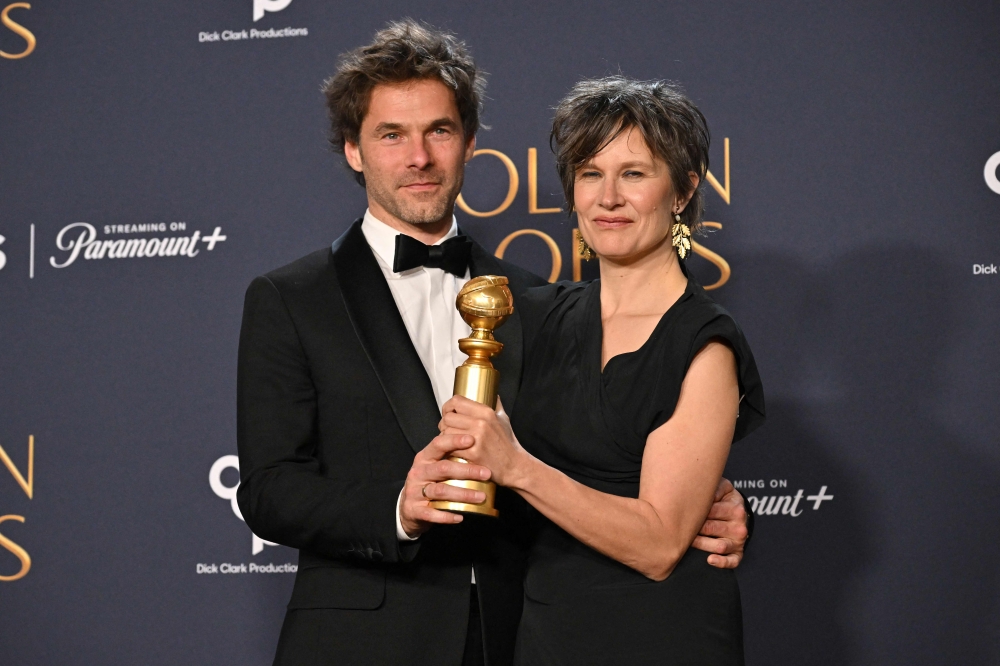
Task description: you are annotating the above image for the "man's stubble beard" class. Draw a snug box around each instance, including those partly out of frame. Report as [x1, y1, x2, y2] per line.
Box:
[365, 168, 465, 227]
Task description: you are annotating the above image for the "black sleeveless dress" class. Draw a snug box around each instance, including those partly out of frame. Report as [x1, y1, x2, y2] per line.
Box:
[510, 277, 765, 666]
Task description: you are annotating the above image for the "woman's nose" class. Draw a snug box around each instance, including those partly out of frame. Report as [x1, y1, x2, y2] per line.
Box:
[601, 179, 624, 209]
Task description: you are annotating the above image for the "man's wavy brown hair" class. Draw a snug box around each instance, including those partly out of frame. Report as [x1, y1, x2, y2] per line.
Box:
[322, 19, 486, 186]
[550, 76, 711, 232]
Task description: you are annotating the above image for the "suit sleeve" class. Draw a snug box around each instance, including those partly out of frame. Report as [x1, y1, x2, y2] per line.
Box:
[235, 276, 418, 564]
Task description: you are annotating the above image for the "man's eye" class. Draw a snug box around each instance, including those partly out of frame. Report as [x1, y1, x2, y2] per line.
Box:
[432, 128, 450, 135]
[384, 133, 400, 140]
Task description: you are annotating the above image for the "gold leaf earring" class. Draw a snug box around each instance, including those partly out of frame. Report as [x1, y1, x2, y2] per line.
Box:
[671, 213, 691, 260]
[578, 234, 596, 261]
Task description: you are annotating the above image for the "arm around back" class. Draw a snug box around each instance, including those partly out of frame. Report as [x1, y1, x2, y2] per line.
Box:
[236, 275, 414, 564]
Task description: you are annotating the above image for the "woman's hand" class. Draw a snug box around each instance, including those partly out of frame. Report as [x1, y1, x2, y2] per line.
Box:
[439, 395, 530, 488]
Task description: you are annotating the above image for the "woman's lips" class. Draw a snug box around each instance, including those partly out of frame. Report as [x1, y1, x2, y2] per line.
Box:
[592, 216, 633, 228]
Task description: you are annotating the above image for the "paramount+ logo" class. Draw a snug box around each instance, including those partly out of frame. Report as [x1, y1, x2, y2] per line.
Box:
[49, 222, 226, 269]
[733, 479, 834, 517]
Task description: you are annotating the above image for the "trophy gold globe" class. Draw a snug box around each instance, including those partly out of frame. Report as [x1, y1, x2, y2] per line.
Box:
[428, 275, 513, 518]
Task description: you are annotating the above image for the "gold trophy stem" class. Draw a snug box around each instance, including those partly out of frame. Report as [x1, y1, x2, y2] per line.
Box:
[428, 338, 501, 517]
[428, 276, 512, 519]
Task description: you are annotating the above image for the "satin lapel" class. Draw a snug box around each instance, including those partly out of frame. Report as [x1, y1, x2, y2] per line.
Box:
[467, 240, 525, 411]
[332, 220, 440, 454]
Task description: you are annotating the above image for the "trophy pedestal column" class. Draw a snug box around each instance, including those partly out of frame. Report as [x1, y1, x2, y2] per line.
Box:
[452, 351, 500, 409]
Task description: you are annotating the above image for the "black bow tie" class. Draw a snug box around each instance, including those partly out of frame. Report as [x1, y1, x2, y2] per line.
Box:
[392, 234, 472, 277]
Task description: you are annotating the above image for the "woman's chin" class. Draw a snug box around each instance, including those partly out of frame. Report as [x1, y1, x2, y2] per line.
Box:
[593, 242, 666, 265]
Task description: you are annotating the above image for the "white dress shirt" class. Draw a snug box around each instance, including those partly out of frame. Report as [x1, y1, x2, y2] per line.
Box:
[361, 210, 472, 411]
[360, 211, 474, 567]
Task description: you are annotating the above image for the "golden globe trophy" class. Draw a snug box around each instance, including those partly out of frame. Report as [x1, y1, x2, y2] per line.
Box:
[428, 275, 513, 518]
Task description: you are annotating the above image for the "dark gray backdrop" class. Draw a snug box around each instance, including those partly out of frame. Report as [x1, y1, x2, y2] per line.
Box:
[2, 1, 998, 664]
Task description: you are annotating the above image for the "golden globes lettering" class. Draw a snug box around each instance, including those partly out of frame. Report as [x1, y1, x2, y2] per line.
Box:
[705, 138, 731, 204]
[691, 222, 731, 290]
[495, 229, 562, 283]
[0, 516, 30, 581]
[0, 435, 34, 582]
[0, 2, 35, 60]
[456, 149, 520, 217]
[691, 138, 733, 289]
[482, 140, 734, 289]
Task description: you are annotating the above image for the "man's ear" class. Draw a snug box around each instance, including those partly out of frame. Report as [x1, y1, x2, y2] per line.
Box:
[464, 133, 477, 163]
[344, 140, 364, 172]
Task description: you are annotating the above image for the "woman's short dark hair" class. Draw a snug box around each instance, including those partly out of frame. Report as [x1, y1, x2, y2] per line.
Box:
[550, 76, 711, 231]
[322, 19, 486, 185]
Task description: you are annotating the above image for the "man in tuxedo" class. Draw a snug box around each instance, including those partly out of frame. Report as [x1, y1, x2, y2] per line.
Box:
[236, 20, 752, 666]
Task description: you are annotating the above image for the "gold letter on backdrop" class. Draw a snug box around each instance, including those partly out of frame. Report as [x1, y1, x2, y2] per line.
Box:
[705, 138, 730, 204]
[527, 148, 561, 214]
[456, 149, 519, 217]
[692, 222, 731, 290]
[0, 515, 31, 581]
[0, 435, 33, 499]
[495, 229, 562, 283]
[0, 3, 36, 60]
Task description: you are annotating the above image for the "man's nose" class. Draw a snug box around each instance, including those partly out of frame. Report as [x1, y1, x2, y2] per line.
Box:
[406, 137, 432, 169]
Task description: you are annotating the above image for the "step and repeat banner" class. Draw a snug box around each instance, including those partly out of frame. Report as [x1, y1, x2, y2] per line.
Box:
[2, 1, 998, 664]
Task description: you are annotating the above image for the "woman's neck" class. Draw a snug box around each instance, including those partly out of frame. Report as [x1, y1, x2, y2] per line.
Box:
[598, 241, 688, 316]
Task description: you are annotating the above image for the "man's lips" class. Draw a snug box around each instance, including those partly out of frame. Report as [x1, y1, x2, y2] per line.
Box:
[400, 181, 441, 192]
[593, 216, 633, 228]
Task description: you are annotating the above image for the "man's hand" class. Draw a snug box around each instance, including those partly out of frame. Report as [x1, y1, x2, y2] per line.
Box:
[692, 478, 749, 569]
[399, 433, 493, 539]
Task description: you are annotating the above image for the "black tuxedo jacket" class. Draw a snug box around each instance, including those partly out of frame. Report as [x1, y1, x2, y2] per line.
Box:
[236, 219, 547, 666]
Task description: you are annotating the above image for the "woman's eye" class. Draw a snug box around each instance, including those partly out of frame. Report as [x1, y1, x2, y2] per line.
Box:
[578, 171, 600, 179]
[624, 170, 643, 178]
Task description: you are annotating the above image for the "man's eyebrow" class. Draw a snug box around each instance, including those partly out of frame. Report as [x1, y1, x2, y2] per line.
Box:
[427, 117, 460, 129]
[371, 122, 405, 134]
[370, 118, 459, 135]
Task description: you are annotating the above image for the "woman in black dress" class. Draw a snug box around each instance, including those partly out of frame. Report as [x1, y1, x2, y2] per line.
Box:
[441, 77, 765, 664]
